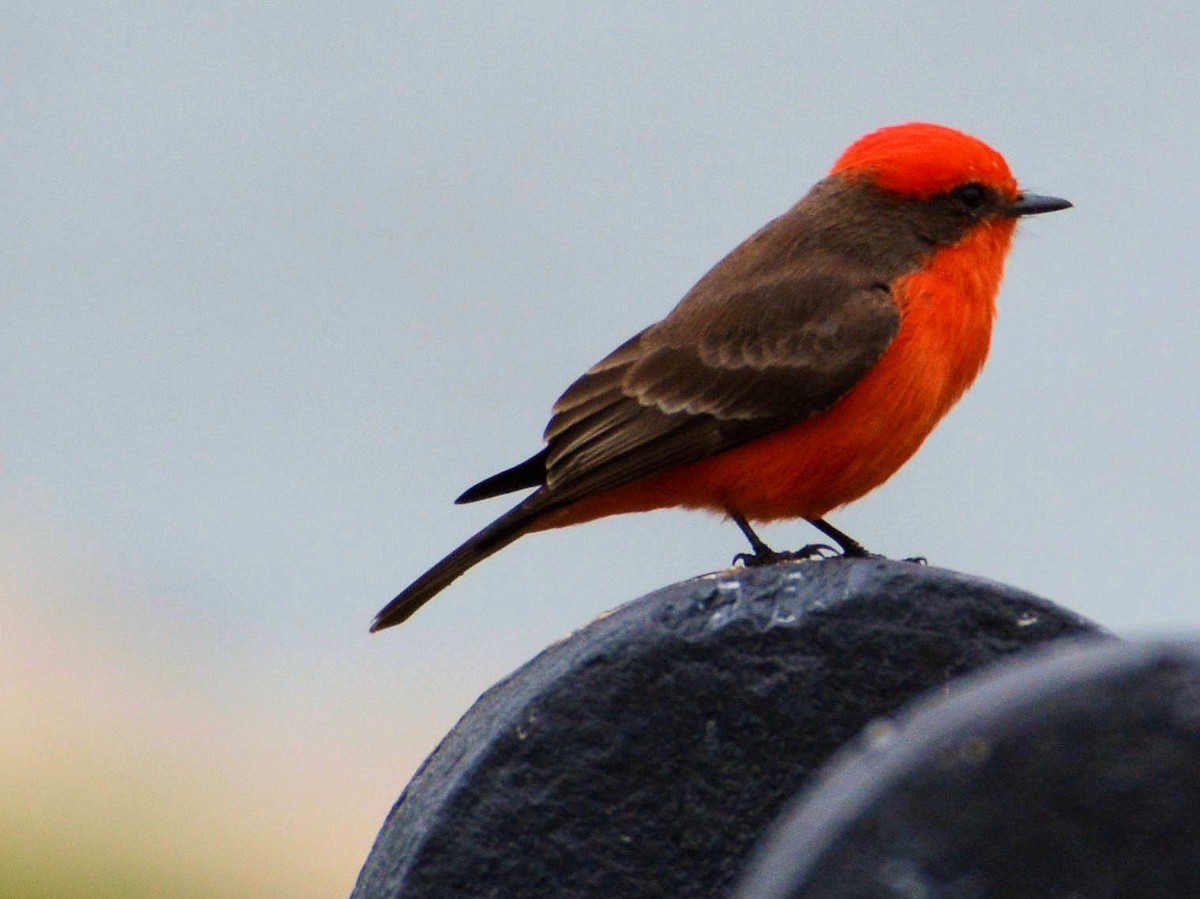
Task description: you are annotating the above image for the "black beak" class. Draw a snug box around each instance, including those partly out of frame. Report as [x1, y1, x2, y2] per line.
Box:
[1006, 191, 1073, 217]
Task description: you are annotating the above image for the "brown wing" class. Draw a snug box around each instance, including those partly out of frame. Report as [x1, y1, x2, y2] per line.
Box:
[538, 273, 900, 504]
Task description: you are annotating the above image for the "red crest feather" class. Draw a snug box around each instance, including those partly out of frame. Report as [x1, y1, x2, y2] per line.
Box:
[831, 123, 1018, 200]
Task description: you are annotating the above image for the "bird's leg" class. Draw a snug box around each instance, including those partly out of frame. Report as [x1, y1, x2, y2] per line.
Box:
[805, 517, 872, 557]
[730, 512, 834, 566]
[804, 518, 923, 563]
[731, 512, 773, 556]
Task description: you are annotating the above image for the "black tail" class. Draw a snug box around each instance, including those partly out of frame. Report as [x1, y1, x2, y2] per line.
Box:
[371, 496, 546, 632]
[455, 448, 548, 504]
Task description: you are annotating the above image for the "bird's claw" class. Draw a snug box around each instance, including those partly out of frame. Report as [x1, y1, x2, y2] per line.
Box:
[733, 543, 838, 567]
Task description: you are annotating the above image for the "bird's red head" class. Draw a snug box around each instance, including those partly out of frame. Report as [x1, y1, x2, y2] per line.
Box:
[831, 123, 1019, 201]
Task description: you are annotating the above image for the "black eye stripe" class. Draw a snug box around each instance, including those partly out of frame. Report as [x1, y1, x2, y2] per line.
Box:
[953, 182, 988, 209]
[950, 182, 988, 210]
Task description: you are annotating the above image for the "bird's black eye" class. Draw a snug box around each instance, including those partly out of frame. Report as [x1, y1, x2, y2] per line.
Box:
[953, 182, 989, 213]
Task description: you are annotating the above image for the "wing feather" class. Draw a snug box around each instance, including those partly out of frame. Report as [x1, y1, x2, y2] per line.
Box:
[535, 272, 901, 506]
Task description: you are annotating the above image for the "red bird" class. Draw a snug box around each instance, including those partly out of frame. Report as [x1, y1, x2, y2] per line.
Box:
[373, 123, 1070, 631]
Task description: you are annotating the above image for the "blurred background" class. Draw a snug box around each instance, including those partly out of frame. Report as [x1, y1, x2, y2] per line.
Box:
[4, 3, 1199, 895]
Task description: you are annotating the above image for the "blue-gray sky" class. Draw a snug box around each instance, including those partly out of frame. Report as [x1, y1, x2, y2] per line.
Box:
[4, 3, 1199, 895]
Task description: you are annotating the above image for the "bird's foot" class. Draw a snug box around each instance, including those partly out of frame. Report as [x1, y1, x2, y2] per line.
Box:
[733, 543, 838, 567]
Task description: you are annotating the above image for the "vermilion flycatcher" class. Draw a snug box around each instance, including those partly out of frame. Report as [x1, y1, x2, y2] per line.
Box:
[373, 122, 1070, 631]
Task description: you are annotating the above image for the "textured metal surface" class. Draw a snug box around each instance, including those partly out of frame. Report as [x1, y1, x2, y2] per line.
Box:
[353, 558, 1101, 898]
